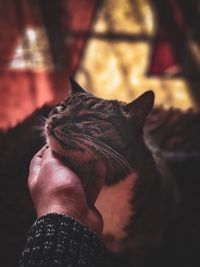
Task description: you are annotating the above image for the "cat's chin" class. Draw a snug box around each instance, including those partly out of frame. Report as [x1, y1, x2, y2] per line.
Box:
[47, 134, 107, 187]
[47, 134, 93, 164]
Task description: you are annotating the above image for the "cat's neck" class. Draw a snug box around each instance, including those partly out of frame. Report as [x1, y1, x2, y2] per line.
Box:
[135, 139, 161, 182]
[125, 138, 162, 253]
[63, 157, 106, 195]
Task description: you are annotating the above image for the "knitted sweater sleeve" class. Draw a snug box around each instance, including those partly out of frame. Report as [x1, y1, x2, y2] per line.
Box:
[19, 213, 105, 267]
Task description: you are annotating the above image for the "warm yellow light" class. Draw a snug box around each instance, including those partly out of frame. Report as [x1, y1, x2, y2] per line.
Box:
[76, 0, 196, 110]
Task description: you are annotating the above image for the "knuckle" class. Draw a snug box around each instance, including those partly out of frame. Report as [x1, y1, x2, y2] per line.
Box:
[57, 181, 80, 197]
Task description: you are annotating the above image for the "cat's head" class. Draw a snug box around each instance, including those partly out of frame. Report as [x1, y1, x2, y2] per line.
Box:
[45, 79, 154, 184]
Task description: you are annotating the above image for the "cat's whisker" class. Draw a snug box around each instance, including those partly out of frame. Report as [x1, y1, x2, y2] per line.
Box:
[81, 133, 132, 173]
[69, 132, 115, 168]
[93, 141, 130, 175]
[32, 125, 45, 131]
[76, 141, 96, 159]
[70, 131, 131, 175]
[68, 133, 98, 161]
[31, 126, 46, 139]
[55, 129, 131, 175]
[41, 116, 48, 123]
[73, 132, 129, 172]
[31, 125, 46, 139]
[32, 116, 48, 135]
[85, 139, 115, 168]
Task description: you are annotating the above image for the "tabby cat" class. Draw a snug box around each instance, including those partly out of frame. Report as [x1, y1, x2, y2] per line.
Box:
[45, 79, 169, 265]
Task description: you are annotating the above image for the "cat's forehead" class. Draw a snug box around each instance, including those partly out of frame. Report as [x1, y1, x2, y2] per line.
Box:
[67, 93, 100, 104]
[63, 93, 122, 111]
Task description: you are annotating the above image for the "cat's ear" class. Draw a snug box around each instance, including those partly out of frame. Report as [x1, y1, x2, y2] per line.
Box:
[123, 90, 154, 124]
[69, 77, 85, 94]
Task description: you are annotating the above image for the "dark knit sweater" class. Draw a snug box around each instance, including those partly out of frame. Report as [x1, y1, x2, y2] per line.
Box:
[19, 213, 105, 267]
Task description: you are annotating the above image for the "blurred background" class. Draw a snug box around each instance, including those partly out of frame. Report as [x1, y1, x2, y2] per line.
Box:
[0, 0, 200, 266]
[1, 0, 200, 129]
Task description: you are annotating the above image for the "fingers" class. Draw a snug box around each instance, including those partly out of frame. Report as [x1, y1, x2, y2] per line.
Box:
[41, 147, 62, 165]
[28, 145, 48, 188]
[29, 145, 48, 170]
[29, 146, 104, 210]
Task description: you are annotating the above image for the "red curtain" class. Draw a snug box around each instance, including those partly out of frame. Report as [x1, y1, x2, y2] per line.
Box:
[0, 0, 99, 130]
[149, 0, 186, 75]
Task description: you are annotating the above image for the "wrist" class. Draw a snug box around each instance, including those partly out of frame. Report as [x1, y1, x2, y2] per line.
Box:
[36, 204, 88, 223]
[36, 204, 103, 235]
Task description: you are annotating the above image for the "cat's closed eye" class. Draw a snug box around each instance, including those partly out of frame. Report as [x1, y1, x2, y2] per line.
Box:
[76, 114, 97, 122]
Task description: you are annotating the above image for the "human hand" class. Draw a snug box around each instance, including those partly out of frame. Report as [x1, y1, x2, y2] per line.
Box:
[28, 146, 103, 235]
